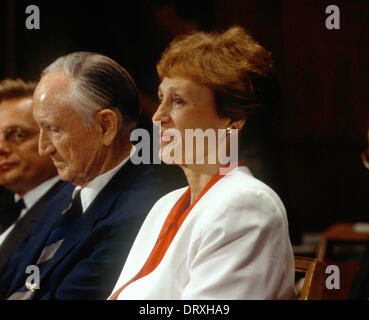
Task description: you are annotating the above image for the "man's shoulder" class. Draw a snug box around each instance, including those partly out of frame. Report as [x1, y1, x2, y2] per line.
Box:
[44, 182, 74, 205]
[35, 182, 74, 222]
[30, 179, 68, 208]
[114, 162, 184, 195]
[107, 163, 184, 219]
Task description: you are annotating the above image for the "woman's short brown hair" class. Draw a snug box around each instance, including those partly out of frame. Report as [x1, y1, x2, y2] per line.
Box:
[157, 26, 278, 122]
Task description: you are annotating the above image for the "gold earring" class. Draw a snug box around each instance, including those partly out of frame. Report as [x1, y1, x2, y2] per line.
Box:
[226, 126, 236, 134]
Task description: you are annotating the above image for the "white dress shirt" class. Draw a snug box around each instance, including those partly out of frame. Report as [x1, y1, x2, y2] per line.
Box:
[76, 147, 134, 213]
[0, 176, 61, 246]
[111, 165, 297, 300]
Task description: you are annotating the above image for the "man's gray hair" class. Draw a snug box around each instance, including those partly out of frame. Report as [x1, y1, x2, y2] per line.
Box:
[42, 52, 141, 134]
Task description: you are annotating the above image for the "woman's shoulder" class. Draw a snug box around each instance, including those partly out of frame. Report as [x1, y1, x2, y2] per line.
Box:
[217, 166, 285, 209]
[199, 166, 288, 229]
[190, 166, 292, 262]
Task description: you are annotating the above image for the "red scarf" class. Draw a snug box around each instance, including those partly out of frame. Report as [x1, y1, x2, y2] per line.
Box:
[109, 162, 245, 300]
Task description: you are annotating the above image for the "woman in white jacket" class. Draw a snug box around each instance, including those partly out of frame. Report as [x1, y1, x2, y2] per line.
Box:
[110, 26, 296, 300]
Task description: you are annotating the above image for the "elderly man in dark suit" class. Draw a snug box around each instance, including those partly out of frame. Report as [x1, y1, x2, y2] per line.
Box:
[0, 52, 178, 300]
[0, 79, 62, 274]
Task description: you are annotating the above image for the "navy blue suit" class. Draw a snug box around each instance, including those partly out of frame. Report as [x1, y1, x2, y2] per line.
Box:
[0, 160, 178, 299]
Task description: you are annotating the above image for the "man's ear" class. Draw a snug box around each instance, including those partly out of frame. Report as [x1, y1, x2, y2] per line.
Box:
[96, 109, 119, 146]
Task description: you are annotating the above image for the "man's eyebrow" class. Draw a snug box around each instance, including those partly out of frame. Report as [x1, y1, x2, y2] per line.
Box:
[0, 125, 34, 132]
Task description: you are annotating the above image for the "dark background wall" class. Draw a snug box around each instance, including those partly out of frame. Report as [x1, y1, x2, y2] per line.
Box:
[1, 0, 368, 244]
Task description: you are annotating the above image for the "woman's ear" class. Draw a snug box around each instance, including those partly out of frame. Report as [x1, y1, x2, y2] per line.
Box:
[96, 109, 119, 146]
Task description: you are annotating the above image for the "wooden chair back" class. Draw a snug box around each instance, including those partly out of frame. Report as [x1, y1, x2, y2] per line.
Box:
[295, 256, 327, 300]
[295, 256, 361, 299]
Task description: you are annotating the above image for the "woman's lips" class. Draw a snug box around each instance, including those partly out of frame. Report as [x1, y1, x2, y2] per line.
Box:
[160, 130, 174, 142]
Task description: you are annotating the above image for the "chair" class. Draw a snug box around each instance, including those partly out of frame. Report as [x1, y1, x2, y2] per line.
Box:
[295, 256, 327, 300]
[295, 256, 361, 299]
[317, 222, 369, 260]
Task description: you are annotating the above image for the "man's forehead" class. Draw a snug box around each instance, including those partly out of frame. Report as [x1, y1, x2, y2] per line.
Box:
[0, 97, 33, 115]
[0, 98, 38, 130]
[35, 69, 71, 100]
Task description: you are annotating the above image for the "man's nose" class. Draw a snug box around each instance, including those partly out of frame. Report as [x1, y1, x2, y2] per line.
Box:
[0, 134, 11, 155]
[38, 130, 54, 156]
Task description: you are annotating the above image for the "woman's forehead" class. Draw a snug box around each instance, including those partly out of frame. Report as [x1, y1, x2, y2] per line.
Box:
[159, 77, 205, 94]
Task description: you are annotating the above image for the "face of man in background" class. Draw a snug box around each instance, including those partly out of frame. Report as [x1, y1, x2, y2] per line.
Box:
[0, 97, 56, 195]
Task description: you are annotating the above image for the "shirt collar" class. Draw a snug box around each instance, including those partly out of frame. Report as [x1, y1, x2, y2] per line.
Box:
[14, 175, 61, 214]
[78, 146, 135, 213]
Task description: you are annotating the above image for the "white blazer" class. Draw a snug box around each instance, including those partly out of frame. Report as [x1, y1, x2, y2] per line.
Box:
[111, 166, 296, 300]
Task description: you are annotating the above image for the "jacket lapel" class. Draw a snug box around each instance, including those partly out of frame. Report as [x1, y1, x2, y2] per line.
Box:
[37, 159, 146, 281]
[0, 180, 65, 273]
[3, 183, 73, 296]
[27, 184, 74, 260]
[14, 180, 65, 240]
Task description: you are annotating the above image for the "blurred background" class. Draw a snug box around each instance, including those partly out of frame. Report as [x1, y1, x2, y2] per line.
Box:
[1, 0, 368, 253]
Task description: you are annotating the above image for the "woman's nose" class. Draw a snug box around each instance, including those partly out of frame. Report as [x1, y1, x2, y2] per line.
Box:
[152, 103, 170, 124]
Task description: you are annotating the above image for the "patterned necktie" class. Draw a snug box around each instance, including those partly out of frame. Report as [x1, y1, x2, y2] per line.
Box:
[7, 189, 82, 300]
[41, 189, 82, 250]
[0, 199, 25, 232]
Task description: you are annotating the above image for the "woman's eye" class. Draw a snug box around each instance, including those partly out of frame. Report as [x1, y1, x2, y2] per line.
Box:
[157, 95, 185, 107]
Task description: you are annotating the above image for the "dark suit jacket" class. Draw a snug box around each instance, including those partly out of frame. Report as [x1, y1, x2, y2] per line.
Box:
[0, 187, 13, 220]
[0, 180, 64, 274]
[0, 160, 177, 300]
